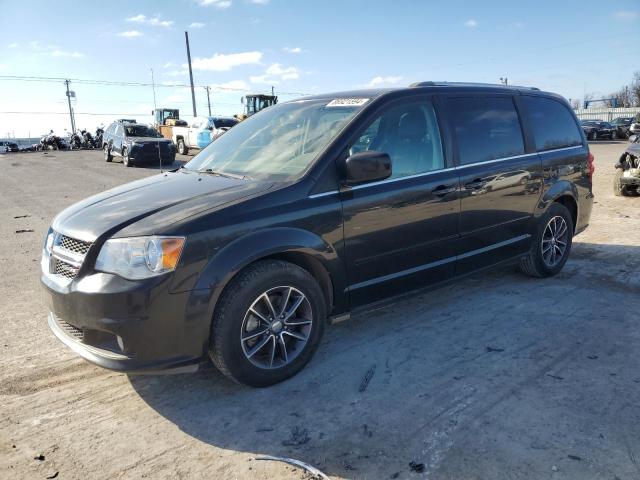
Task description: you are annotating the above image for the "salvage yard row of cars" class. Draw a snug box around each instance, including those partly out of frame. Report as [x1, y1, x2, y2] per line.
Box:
[579, 116, 639, 141]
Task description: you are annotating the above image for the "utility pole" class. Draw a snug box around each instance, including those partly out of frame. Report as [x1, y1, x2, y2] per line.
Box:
[185, 31, 197, 118]
[271, 85, 274, 96]
[150, 68, 157, 111]
[204, 86, 211, 116]
[64, 79, 76, 134]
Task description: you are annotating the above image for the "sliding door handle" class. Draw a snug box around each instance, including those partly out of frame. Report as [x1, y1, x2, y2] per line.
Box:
[432, 184, 458, 196]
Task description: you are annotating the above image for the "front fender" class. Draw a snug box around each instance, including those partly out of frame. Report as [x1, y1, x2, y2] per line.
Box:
[193, 226, 346, 317]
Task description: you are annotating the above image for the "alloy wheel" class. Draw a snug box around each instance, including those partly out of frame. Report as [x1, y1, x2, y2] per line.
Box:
[541, 215, 569, 267]
[240, 286, 313, 369]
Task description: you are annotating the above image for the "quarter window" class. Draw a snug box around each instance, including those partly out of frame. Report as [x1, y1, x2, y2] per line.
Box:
[448, 96, 525, 165]
[523, 96, 582, 151]
[349, 100, 444, 178]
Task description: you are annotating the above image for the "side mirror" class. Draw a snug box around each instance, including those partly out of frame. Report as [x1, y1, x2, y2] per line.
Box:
[343, 151, 392, 186]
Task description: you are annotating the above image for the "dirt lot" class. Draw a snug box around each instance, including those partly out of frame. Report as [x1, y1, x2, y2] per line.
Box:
[1, 143, 639, 480]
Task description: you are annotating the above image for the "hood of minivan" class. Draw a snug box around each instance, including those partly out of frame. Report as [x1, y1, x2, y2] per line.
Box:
[52, 170, 273, 242]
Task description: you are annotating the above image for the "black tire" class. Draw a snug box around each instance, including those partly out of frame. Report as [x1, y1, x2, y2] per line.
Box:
[519, 202, 573, 278]
[177, 138, 187, 155]
[209, 260, 326, 387]
[104, 144, 112, 162]
[122, 147, 132, 167]
[589, 131, 598, 141]
[613, 170, 627, 196]
[611, 130, 617, 140]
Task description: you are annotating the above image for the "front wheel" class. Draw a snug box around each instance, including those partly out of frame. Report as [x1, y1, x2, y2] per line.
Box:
[519, 203, 573, 278]
[177, 138, 187, 155]
[589, 131, 598, 141]
[209, 260, 326, 387]
[104, 145, 112, 162]
[122, 147, 132, 167]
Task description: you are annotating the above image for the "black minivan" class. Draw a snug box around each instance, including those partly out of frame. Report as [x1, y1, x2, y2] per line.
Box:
[42, 82, 594, 386]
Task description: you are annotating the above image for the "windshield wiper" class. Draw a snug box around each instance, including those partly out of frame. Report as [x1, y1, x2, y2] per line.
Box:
[197, 168, 249, 180]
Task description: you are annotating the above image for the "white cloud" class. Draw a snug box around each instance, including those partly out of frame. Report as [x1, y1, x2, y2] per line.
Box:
[163, 62, 175, 68]
[464, 19, 478, 27]
[51, 50, 84, 58]
[126, 14, 146, 22]
[189, 51, 262, 71]
[118, 30, 144, 38]
[189, 22, 206, 28]
[199, 0, 232, 8]
[265, 63, 299, 80]
[250, 75, 278, 85]
[126, 14, 173, 27]
[613, 11, 639, 21]
[249, 0, 269, 4]
[212, 80, 249, 90]
[7, 43, 18, 48]
[362, 75, 404, 87]
[283, 46, 302, 54]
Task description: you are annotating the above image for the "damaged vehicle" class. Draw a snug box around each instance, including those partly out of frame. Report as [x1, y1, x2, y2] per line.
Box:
[614, 135, 640, 196]
[41, 82, 593, 387]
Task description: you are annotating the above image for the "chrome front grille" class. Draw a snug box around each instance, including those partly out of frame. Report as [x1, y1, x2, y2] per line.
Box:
[53, 258, 79, 278]
[59, 235, 91, 255]
[48, 232, 92, 280]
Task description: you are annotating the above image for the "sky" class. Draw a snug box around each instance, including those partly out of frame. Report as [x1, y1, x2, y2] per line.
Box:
[0, 0, 639, 139]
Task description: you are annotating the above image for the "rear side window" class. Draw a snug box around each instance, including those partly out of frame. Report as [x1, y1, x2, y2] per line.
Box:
[448, 96, 524, 165]
[523, 96, 582, 151]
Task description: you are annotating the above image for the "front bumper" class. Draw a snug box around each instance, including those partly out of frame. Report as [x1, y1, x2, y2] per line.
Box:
[129, 144, 176, 163]
[42, 270, 208, 373]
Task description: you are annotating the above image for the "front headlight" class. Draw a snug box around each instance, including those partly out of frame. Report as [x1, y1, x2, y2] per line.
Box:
[95, 236, 185, 280]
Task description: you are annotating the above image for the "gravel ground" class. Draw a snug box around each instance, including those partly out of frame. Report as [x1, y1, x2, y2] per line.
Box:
[1, 142, 639, 480]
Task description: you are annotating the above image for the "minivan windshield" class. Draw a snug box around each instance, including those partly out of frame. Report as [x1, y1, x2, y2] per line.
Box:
[184, 98, 366, 181]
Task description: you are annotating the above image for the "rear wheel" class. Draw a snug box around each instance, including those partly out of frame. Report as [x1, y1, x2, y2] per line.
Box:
[611, 130, 617, 140]
[519, 203, 573, 278]
[589, 131, 598, 141]
[209, 260, 326, 387]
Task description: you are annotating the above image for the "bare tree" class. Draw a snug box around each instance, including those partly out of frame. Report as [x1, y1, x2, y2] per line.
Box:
[630, 71, 640, 107]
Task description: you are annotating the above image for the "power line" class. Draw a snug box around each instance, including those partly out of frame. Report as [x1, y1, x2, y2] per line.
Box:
[0, 74, 310, 96]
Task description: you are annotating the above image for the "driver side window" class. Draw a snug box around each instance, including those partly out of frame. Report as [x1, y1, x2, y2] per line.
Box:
[349, 100, 444, 179]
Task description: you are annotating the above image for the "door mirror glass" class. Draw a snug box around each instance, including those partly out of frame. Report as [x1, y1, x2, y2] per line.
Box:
[344, 151, 392, 186]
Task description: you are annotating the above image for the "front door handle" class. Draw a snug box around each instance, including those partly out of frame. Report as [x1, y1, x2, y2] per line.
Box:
[432, 184, 458, 196]
[464, 178, 487, 190]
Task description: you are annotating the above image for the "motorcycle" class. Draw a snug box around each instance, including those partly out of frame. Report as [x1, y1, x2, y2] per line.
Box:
[81, 129, 95, 149]
[94, 127, 104, 148]
[69, 131, 83, 150]
[40, 131, 65, 151]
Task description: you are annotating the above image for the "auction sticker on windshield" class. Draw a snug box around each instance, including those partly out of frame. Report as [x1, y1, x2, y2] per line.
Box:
[326, 98, 369, 107]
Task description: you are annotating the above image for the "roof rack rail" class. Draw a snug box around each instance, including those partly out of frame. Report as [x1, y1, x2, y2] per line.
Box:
[409, 81, 540, 91]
